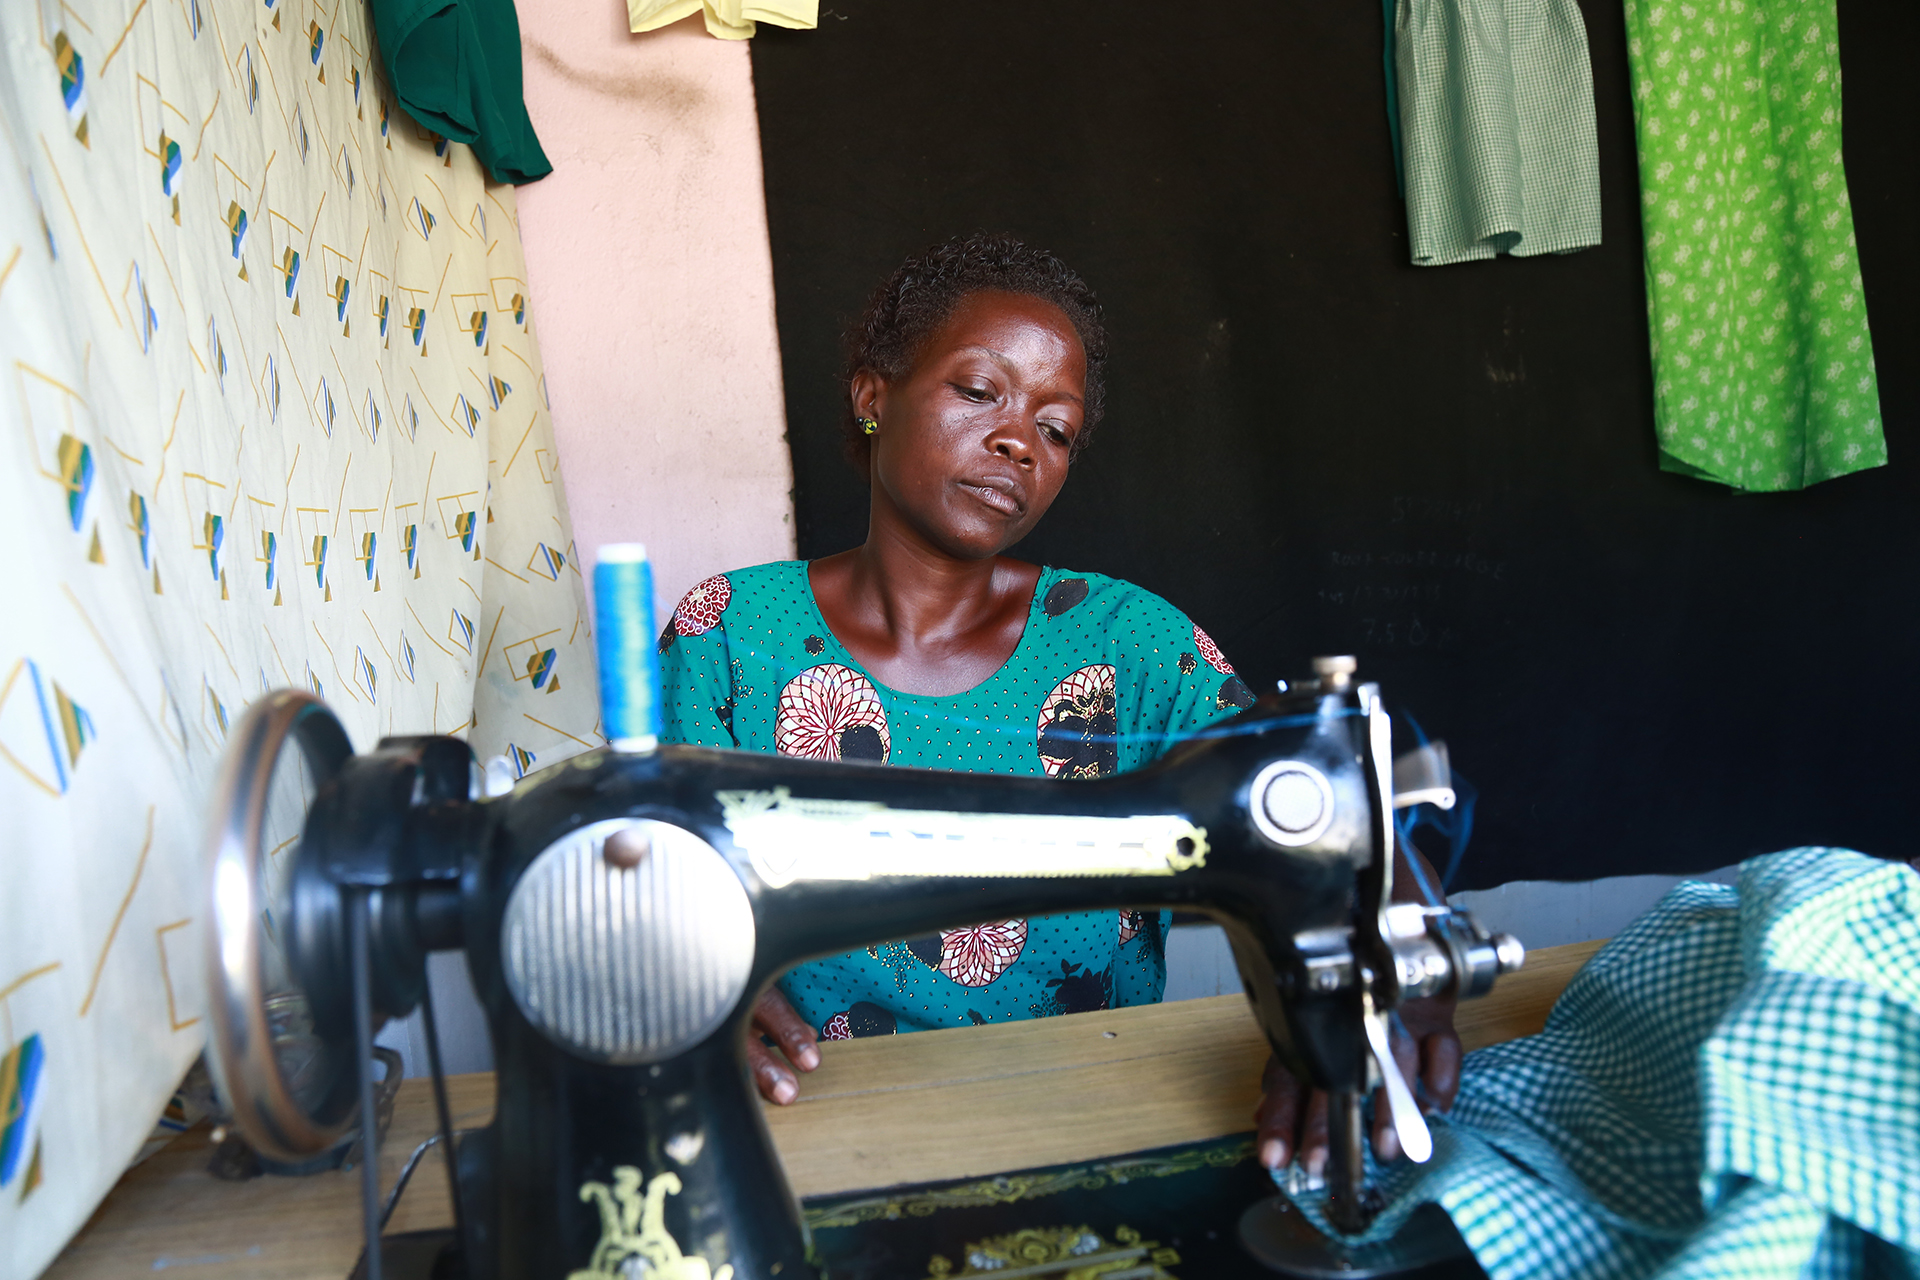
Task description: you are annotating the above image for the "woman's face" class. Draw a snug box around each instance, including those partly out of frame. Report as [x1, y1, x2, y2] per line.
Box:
[856, 289, 1087, 561]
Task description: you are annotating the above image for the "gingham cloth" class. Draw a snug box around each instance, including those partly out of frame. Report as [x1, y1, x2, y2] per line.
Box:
[1283, 848, 1920, 1278]
[1393, 0, 1603, 265]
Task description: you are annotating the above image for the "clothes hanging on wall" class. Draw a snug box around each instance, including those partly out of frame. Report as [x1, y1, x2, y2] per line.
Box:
[369, 0, 551, 183]
[1393, 0, 1604, 266]
[629, 0, 818, 41]
[1284, 849, 1920, 1279]
[1624, 0, 1885, 491]
[0, 0, 599, 1271]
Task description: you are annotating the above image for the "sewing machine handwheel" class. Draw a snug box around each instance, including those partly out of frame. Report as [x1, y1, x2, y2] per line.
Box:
[204, 689, 362, 1163]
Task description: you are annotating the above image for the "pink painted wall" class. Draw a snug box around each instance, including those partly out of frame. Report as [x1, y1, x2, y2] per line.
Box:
[514, 3, 796, 618]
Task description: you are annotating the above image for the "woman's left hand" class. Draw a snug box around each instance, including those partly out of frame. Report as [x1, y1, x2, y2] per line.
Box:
[748, 987, 821, 1105]
[1253, 992, 1462, 1172]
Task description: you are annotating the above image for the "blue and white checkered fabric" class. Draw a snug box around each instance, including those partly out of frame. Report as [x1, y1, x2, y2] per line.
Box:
[1282, 848, 1920, 1278]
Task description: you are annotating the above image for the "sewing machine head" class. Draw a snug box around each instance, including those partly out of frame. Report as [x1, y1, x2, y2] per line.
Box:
[204, 651, 1520, 1278]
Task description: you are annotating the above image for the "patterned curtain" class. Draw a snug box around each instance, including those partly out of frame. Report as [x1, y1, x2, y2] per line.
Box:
[0, 0, 600, 1272]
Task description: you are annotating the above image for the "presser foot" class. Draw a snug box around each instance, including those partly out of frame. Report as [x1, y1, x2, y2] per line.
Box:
[346, 1230, 463, 1280]
[1237, 1198, 1481, 1279]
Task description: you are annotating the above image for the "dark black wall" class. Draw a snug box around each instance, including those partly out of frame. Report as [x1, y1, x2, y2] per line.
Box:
[747, 0, 1917, 890]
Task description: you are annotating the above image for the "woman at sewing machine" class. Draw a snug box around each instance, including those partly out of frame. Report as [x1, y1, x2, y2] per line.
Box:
[658, 233, 1456, 1176]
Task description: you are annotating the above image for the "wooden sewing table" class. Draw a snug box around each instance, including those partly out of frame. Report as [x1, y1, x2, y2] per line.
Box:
[44, 940, 1604, 1278]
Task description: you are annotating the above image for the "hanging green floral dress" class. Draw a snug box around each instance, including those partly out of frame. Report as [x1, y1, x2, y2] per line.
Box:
[658, 560, 1252, 1039]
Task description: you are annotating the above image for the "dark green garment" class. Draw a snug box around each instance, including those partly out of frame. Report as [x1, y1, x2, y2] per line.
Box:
[370, 0, 552, 184]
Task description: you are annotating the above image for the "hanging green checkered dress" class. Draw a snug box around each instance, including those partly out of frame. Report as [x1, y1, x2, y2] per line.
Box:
[1393, 0, 1605, 265]
[1624, 0, 1886, 491]
[1280, 848, 1920, 1277]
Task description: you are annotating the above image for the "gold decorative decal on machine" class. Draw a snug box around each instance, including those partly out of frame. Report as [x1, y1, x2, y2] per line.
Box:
[926, 1224, 1181, 1278]
[806, 1139, 1255, 1231]
[718, 788, 1209, 889]
[570, 1168, 734, 1280]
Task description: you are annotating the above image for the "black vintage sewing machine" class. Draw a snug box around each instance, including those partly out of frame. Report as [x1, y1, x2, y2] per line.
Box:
[203, 654, 1520, 1279]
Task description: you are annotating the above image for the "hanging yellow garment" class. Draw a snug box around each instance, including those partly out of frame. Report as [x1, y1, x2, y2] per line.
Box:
[629, 0, 819, 40]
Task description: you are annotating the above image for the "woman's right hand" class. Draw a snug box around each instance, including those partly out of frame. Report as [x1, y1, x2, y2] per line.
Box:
[748, 987, 821, 1104]
[1253, 993, 1462, 1172]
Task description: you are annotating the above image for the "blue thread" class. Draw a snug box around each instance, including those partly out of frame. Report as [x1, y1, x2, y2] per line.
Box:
[1393, 712, 1477, 895]
[1400, 827, 1445, 906]
[594, 545, 662, 750]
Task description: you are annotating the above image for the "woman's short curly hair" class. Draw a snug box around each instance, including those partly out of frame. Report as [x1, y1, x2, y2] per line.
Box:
[842, 232, 1108, 466]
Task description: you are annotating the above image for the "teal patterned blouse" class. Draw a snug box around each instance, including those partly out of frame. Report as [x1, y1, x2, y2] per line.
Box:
[657, 560, 1252, 1040]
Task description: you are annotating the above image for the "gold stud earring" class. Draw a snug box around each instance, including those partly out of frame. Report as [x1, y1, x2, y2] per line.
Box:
[858, 416, 878, 436]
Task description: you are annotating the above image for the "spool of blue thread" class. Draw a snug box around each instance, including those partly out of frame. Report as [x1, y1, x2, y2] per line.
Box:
[594, 544, 662, 753]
